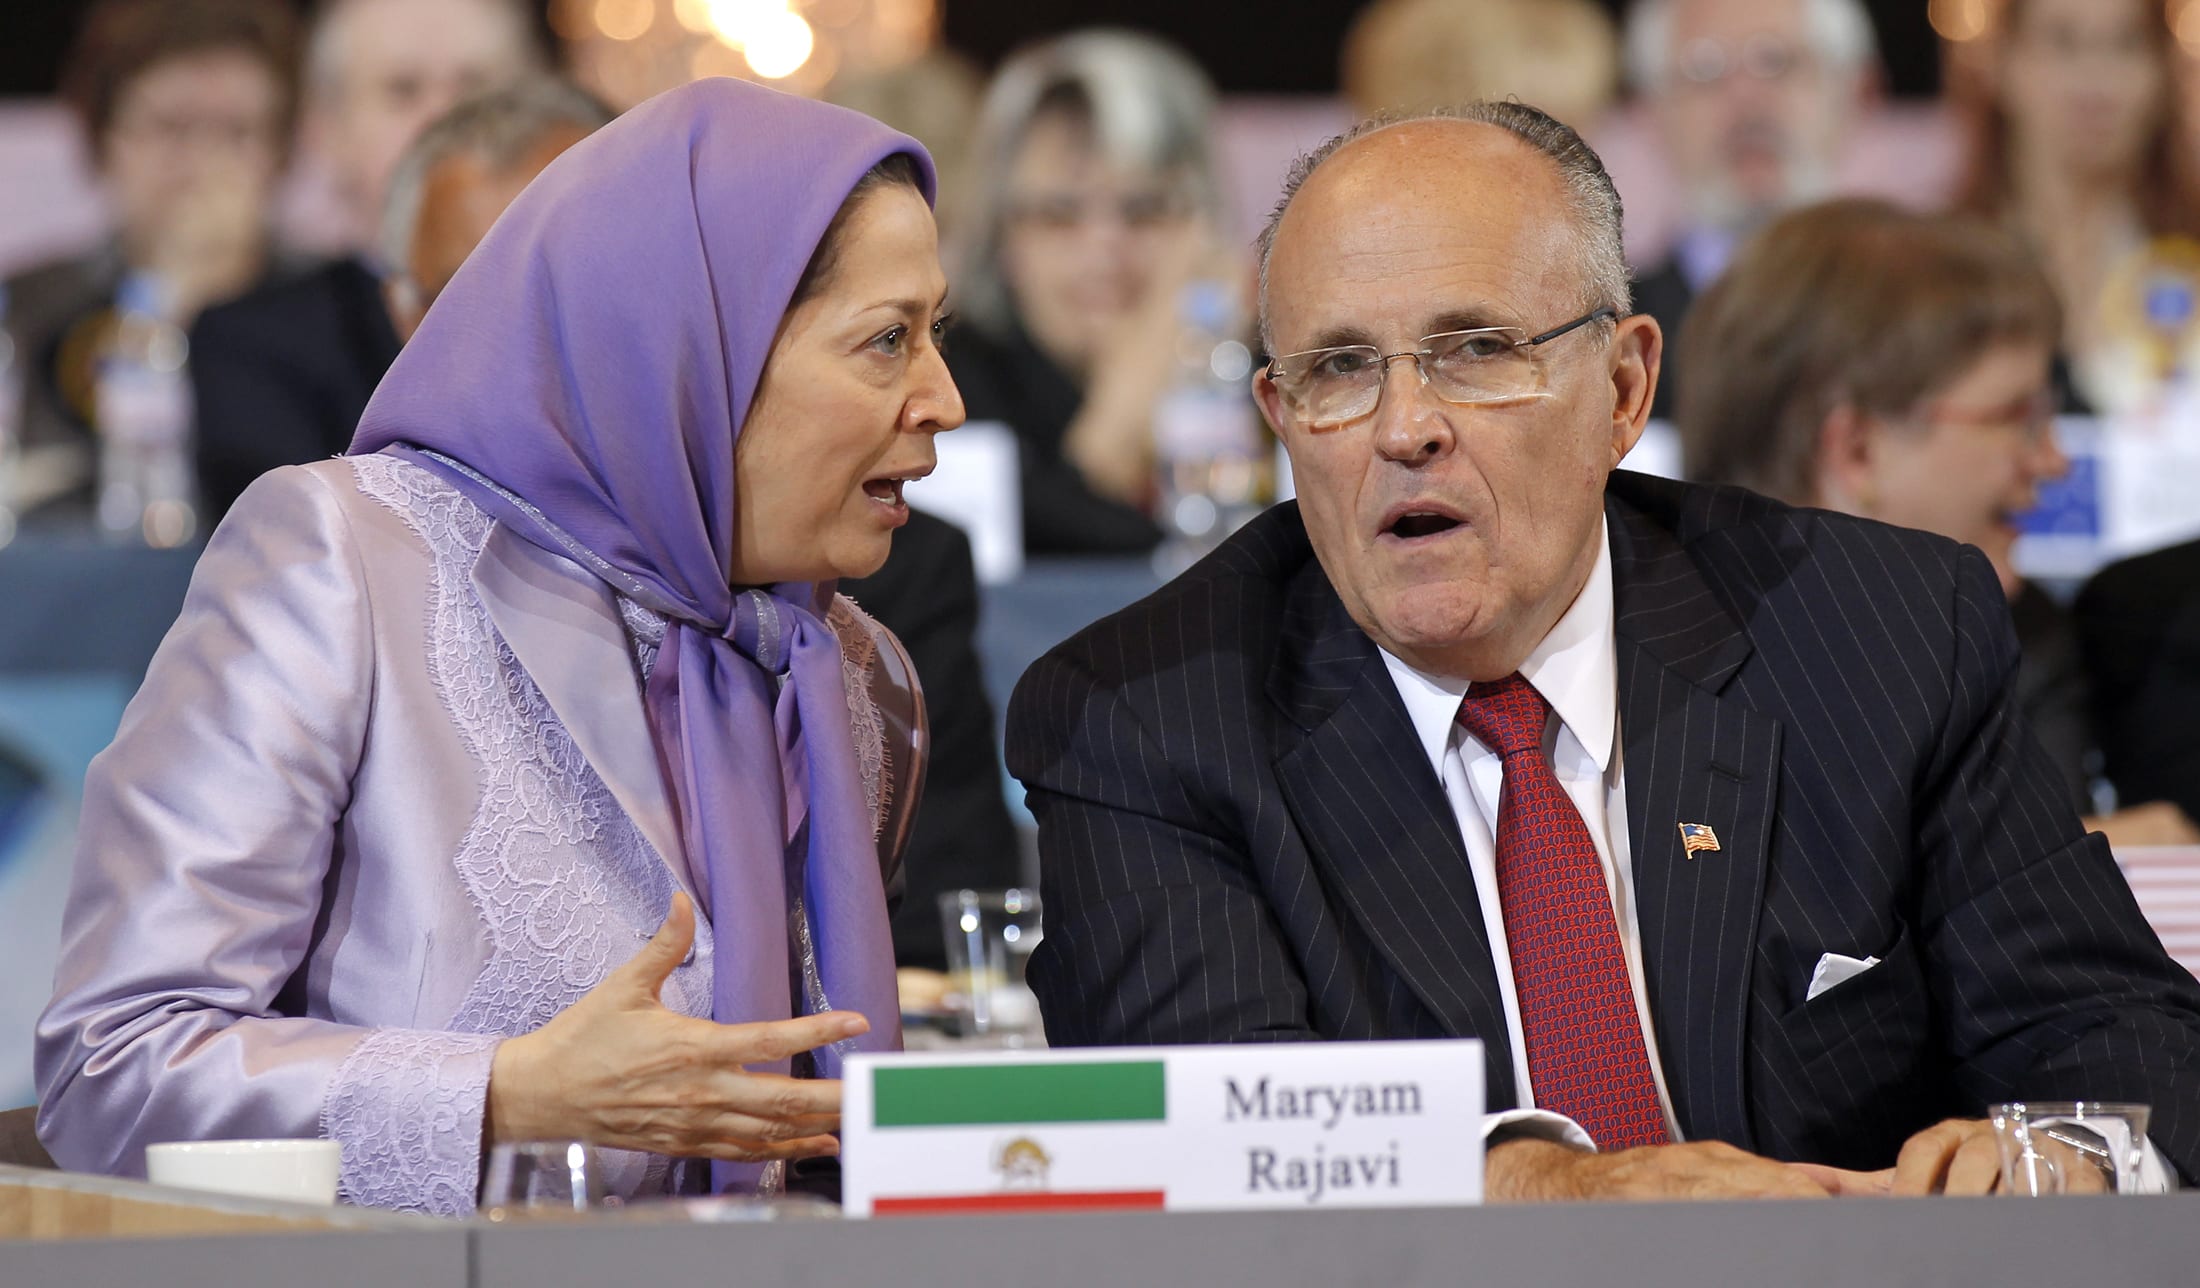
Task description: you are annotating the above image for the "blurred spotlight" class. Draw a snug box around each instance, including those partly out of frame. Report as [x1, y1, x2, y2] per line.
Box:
[1928, 0, 1991, 42]
[705, 0, 785, 47]
[744, 11, 815, 77]
[595, 0, 655, 40]
[674, 0, 714, 33]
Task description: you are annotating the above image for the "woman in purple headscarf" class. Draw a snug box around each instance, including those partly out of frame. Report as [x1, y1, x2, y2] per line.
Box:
[34, 77, 963, 1214]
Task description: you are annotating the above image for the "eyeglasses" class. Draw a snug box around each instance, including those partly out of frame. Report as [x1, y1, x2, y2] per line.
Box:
[1915, 387, 2059, 446]
[1262, 307, 1618, 428]
[1004, 189, 1190, 234]
[1674, 35, 1810, 87]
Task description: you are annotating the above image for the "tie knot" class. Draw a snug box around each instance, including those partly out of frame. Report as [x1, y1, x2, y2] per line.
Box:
[1454, 672, 1549, 756]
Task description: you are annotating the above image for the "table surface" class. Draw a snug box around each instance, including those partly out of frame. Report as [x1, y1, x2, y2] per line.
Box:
[11, 1183, 2200, 1288]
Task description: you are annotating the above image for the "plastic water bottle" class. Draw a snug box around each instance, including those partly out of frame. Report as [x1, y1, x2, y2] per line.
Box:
[94, 272, 196, 547]
[0, 283, 21, 548]
[1152, 278, 1266, 576]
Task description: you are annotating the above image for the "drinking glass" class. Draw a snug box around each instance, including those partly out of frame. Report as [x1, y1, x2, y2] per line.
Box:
[1989, 1102, 2150, 1195]
[481, 1140, 612, 1220]
[936, 888, 1044, 1046]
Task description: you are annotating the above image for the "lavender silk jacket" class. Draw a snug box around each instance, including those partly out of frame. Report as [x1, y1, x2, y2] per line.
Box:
[34, 454, 925, 1213]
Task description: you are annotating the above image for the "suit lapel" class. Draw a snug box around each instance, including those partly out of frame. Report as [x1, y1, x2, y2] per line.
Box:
[1608, 494, 1777, 1150]
[471, 525, 696, 906]
[1267, 560, 1517, 1105]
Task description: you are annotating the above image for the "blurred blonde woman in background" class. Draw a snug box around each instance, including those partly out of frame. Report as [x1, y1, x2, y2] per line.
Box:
[1340, 0, 1619, 129]
[950, 29, 1234, 555]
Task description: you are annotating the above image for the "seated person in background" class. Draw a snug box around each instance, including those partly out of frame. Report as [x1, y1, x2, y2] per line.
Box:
[1678, 198, 2200, 849]
[374, 78, 610, 341]
[2, 0, 296, 516]
[190, 0, 539, 519]
[1008, 103, 2200, 1200]
[39, 79, 958, 1212]
[1949, 0, 2200, 416]
[2078, 541, 2200, 832]
[1341, 0, 1618, 131]
[950, 30, 1239, 556]
[1621, 0, 1877, 420]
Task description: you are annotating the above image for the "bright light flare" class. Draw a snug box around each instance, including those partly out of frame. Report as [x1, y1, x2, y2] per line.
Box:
[743, 10, 815, 79]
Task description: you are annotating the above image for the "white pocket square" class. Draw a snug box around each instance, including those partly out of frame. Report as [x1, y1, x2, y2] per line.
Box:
[1805, 952, 1882, 1002]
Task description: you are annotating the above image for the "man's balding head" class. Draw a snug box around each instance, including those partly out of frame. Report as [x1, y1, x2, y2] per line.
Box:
[1256, 103, 1629, 352]
[380, 78, 610, 340]
[1251, 105, 1661, 682]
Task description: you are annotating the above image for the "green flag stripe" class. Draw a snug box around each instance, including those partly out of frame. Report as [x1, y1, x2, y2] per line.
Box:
[873, 1061, 1167, 1127]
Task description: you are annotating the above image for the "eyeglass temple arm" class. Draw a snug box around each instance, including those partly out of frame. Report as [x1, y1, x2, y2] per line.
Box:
[1526, 306, 1621, 347]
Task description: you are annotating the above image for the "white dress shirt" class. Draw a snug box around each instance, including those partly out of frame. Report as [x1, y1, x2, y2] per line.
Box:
[1378, 517, 1668, 1152]
[1378, 517, 2173, 1189]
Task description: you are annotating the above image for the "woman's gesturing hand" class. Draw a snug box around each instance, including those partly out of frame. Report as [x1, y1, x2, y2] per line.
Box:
[486, 893, 865, 1163]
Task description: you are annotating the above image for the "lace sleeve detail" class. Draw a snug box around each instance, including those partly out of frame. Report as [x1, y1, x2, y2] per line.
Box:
[322, 1028, 502, 1216]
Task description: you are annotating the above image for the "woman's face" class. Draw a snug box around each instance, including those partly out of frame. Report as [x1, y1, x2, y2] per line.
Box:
[1850, 341, 2066, 596]
[996, 110, 1193, 375]
[732, 184, 963, 586]
[1998, 0, 2165, 180]
[100, 49, 286, 253]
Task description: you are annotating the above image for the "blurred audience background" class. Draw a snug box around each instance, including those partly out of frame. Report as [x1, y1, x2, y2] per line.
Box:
[1951, 0, 2200, 417]
[948, 29, 1232, 556]
[1678, 198, 2197, 848]
[4, 0, 297, 520]
[4, 0, 2200, 1012]
[190, 0, 542, 519]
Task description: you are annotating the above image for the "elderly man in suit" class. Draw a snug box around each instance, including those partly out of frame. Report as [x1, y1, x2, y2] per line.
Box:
[1008, 102, 2200, 1200]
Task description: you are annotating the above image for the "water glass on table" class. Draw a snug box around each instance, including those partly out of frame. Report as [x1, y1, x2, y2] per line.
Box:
[936, 888, 1044, 1047]
[481, 1140, 613, 1219]
[1989, 1102, 2151, 1195]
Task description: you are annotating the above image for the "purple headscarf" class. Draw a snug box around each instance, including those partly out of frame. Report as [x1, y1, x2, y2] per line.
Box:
[350, 78, 932, 1188]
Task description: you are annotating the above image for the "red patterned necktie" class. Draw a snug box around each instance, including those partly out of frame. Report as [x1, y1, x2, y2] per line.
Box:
[1456, 672, 1670, 1150]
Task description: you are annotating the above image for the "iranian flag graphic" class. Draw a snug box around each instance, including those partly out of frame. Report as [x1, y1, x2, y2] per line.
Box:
[848, 1058, 1171, 1216]
[840, 1043, 1485, 1217]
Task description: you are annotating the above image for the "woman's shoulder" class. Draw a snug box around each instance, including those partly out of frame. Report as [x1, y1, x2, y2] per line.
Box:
[224, 455, 489, 556]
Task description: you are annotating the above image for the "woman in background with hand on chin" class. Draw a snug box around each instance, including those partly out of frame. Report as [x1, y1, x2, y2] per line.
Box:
[36, 77, 963, 1213]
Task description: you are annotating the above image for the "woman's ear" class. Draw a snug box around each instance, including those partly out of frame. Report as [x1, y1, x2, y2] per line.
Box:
[1812, 401, 1880, 516]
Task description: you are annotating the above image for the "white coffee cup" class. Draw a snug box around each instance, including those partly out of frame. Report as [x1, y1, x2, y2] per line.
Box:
[144, 1139, 341, 1205]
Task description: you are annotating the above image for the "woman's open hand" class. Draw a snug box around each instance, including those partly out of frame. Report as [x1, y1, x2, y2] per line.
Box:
[485, 893, 863, 1163]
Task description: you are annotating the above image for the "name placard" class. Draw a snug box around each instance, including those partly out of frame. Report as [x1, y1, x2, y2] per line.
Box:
[841, 1040, 1483, 1217]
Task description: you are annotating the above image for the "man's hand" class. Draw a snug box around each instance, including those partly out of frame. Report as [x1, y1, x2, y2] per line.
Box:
[1487, 1137, 1831, 1202]
[1891, 1118, 2109, 1195]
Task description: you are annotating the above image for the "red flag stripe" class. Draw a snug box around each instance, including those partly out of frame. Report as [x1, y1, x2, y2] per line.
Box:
[873, 1190, 1168, 1216]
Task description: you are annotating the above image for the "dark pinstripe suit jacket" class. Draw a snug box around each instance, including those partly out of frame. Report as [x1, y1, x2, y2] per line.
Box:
[1009, 470, 2200, 1179]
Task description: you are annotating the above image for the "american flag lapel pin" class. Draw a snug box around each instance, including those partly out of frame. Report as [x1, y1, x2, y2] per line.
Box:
[1678, 822, 1721, 858]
